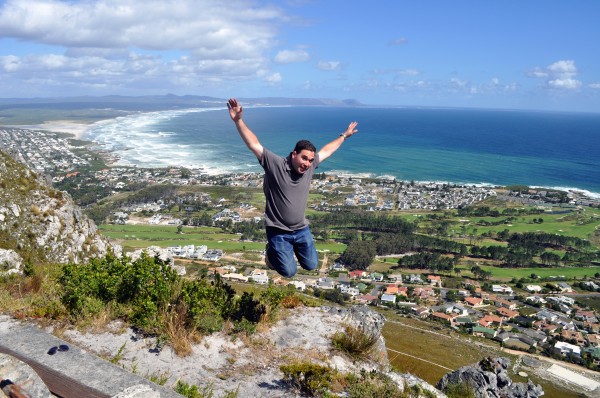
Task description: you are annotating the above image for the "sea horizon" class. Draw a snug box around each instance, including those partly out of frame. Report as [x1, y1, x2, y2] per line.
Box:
[81, 106, 600, 199]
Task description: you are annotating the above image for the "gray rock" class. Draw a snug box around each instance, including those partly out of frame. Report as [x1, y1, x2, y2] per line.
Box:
[0, 353, 53, 398]
[436, 357, 544, 398]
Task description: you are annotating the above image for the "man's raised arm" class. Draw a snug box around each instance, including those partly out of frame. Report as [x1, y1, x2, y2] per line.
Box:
[318, 121, 358, 162]
[227, 98, 263, 160]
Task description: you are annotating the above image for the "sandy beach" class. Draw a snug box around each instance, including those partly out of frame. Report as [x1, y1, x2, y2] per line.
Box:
[18, 120, 93, 140]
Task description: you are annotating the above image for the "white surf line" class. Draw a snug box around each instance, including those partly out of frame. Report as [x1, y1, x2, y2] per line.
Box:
[386, 348, 454, 371]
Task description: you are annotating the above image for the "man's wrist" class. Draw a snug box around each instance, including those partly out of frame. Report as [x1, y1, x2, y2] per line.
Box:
[339, 133, 347, 139]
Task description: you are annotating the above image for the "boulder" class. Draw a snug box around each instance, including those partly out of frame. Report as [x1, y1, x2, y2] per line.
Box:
[436, 357, 543, 398]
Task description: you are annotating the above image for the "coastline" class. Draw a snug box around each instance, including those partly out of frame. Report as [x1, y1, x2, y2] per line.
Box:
[7, 114, 600, 200]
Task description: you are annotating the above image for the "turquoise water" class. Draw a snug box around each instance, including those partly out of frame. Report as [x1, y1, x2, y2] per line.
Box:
[85, 106, 600, 195]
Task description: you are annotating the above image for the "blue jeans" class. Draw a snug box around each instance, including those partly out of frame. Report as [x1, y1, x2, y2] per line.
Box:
[266, 226, 318, 278]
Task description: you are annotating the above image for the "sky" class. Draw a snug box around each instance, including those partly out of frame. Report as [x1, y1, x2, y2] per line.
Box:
[1, 0, 599, 112]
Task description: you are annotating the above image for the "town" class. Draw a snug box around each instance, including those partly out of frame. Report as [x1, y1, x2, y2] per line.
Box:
[3, 125, 600, 389]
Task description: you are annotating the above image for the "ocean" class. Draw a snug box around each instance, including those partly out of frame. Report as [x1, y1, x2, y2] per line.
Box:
[84, 106, 600, 197]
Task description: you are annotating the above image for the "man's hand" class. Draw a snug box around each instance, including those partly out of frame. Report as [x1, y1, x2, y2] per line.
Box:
[344, 121, 359, 138]
[227, 98, 243, 122]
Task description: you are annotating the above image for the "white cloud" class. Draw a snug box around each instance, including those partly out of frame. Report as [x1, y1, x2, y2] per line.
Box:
[390, 37, 408, 46]
[0, 0, 288, 92]
[528, 59, 582, 90]
[264, 72, 282, 84]
[589, 83, 600, 89]
[274, 49, 309, 63]
[527, 67, 548, 78]
[548, 77, 581, 89]
[316, 60, 341, 71]
[0, 0, 283, 57]
[547, 60, 577, 75]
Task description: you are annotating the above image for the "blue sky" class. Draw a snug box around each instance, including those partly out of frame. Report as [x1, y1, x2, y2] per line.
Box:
[1, 0, 599, 112]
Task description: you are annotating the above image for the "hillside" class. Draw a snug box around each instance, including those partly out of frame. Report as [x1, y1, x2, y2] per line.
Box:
[0, 149, 120, 273]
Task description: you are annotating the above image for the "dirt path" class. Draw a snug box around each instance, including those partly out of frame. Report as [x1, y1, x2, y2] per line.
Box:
[320, 253, 328, 273]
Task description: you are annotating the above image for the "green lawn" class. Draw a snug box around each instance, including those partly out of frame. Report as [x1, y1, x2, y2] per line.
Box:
[480, 264, 600, 280]
[457, 208, 600, 242]
[99, 223, 346, 253]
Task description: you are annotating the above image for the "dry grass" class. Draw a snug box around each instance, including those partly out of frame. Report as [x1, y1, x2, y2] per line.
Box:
[332, 323, 379, 360]
[281, 295, 301, 308]
[165, 302, 201, 357]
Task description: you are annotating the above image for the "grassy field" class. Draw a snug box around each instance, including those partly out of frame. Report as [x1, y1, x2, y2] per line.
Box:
[381, 311, 582, 398]
[99, 223, 347, 254]
[466, 209, 600, 241]
[480, 264, 600, 280]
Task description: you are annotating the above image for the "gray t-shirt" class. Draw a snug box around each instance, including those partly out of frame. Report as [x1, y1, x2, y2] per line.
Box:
[259, 148, 320, 231]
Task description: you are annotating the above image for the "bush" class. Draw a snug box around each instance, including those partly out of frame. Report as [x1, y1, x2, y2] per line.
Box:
[280, 362, 333, 397]
[332, 324, 379, 360]
[345, 370, 406, 398]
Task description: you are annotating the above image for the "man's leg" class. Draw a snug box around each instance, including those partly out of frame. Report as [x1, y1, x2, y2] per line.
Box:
[266, 227, 298, 278]
[293, 226, 319, 271]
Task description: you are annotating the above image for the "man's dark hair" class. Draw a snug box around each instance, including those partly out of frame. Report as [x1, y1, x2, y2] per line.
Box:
[293, 140, 316, 154]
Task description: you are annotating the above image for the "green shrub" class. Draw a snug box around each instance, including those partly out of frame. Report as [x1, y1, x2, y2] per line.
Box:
[280, 362, 333, 397]
[345, 370, 406, 398]
[444, 382, 475, 398]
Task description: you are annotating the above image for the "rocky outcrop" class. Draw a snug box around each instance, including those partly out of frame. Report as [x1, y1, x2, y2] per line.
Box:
[0, 354, 52, 398]
[436, 357, 544, 398]
[0, 150, 121, 272]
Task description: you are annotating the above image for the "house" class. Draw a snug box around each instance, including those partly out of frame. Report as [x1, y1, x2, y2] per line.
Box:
[339, 285, 360, 297]
[411, 306, 430, 318]
[478, 314, 503, 328]
[413, 287, 437, 301]
[585, 347, 600, 366]
[526, 295, 546, 305]
[520, 328, 548, 344]
[492, 284, 513, 294]
[583, 321, 600, 334]
[575, 310, 598, 323]
[385, 284, 401, 295]
[431, 312, 455, 325]
[380, 293, 397, 304]
[316, 277, 335, 290]
[454, 317, 473, 326]
[536, 310, 558, 323]
[397, 286, 409, 297]
[561, 330, 585, 345]
[222, 273, 248, 283]
[554, 341, 581, 357]
[408, 274, 423, 284]
[547, 295, 575, 306]
[370, 272, 384, 282]
[355, 294, 378, 305]
[586, 334, 600, 348]
[471, 325, 497, 339]
[387, 274, 404, 283]
[427, 275, 442, 287]
[288, 280, 306, 291]
[536, 322, 559, 335]
[348, 270, 368, 280]
[464, 297, 484, 307]
[496, 307, 519, 320]
[495, 332, 536, 350]
[557, 282, 574, 293]
[526, 285, 543, 293]
[494, 297, 518, 310]
[249, 269, 269, 285]
[463, 279, 481, 289]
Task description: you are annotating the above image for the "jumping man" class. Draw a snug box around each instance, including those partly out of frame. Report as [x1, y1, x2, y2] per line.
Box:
[227, 98, 358, 277]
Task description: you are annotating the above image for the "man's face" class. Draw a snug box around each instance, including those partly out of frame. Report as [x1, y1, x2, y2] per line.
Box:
[291, 149, 315, 174]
